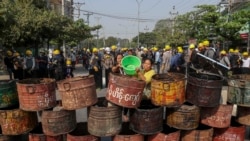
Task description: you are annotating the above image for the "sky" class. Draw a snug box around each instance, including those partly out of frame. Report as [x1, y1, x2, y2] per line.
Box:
[73, 0, 221, 40]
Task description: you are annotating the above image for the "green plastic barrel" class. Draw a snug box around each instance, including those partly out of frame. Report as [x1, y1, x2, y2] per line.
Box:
[0, 80, 18, 108]
[121, 55, 141, 75]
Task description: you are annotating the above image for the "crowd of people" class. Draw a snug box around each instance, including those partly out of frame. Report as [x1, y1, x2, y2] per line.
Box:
[3, 49, 75, 81]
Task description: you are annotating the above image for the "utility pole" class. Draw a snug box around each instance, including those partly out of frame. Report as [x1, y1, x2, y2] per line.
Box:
[84, 12, 93, 26]
[62, 0, 66, 57]
[169, 6, 179, 37]
[95, 17, 101, 48]
[74, 2, 85, 19]
[144, 26, 149, 32]
[136, 0, 143, 48]
[83, 12, 93, 49]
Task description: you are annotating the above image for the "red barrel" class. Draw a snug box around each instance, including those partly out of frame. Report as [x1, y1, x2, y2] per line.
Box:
[57, 75, 97, 110]
[29, 123, 63, 141]
[67, 122, 100, 141]
[200, 104, 233, 128]
[41, 107, 77, 136]
[147, 124, 180, 141]
[106, 73, 146, 108]
[181, 124, 213, 141]
[213, 118, 246, 141]
[236, 105, 250, 126]
[0, 107, 38, 135]
[17, 78, 57, 111]
[113, 122, 144, 141]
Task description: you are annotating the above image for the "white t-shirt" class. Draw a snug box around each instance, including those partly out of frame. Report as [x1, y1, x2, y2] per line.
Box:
[242, 57, 250, 68]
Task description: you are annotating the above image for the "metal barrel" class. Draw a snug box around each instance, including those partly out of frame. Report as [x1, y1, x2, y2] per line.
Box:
[147, 124, 180, 141]
[181, 124, 213, 141]
[0, 80, 18, 109]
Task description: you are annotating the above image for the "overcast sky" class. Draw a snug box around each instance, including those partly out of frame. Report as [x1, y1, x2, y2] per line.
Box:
[73, 0, 221, 40]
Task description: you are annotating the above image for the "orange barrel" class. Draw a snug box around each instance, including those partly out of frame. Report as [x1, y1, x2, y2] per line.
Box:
[0, 106, 38, 135]
[67, 122, 100, 141]
[88, 97, 122, 137]
[213, 118, 246, 141]
[228, 74, 250, 106]
[186, 72, 223, 107]
[0, 80, 18, 108]
[236, 105, 250, 126]
[16, 78, 57, 111]
[29, 123, 63, 141]
[181, 124, 213, 141]
[130, 100, 163, 135]
[0, 128, 23, 141]
[147, 124, 180, 141]
[166, 103, 200, 130]
[57, 75, 97, 110]
[151, 73, 185, 107]
[200, 104, 233, 128]
[106, 73, 146, 108]
[41, 107, 77, 136]
[113, 122, 144, 141]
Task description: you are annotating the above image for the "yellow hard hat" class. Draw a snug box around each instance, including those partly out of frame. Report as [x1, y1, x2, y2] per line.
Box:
[111, 45, 117, 50]
[243, 52, 249, 56]
[82, 48, 86, 51]
[203, 40, 209, 46]
[220, 50, 226, 55]
[53, 49, 60, 55]
[92, 48, 99, 53]
[165, 45, 171, 50]
[153, 47, 158, 51]
[6, 50, 12, 56]
[178, 48, 183, 53]
[229, 48, 234, 53]
[177, 46, 182, 50]
[143, 48, 148, 51]
[14, 52, 20, 57]
[189, 44, 195, 49]
[66, 58, 72, 65]
[198, 43, 204, 48]
[234, 49, 239, 53]
[26, 50, 32, 55]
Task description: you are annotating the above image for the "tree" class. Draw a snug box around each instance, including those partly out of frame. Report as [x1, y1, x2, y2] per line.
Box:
[132, 32, 157, 48]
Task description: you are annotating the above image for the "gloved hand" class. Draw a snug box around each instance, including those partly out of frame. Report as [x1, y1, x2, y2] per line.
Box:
[93, 66, 98, 72]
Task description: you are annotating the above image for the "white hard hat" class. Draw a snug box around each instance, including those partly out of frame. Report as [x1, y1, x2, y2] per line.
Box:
[140, 46, 144, 49]
[105, 47, 111, 52]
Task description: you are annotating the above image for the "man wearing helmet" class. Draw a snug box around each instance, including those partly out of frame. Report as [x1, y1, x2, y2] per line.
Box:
[89, 48, 102, 89]
[13, 52, 23, 80]
[4, 50, 14, 80]
[23, 50, 36, 78]
[51, 49, 65, 81]
[102, 47, 114, 88]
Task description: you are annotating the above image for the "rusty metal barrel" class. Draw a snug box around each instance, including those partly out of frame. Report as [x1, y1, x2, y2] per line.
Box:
[0, 80, 18, 109]
[0, 128, 22, 141]
[166, 103, 200, 130]
[29, 123, 63, 141]
[130, 100, 163, 135]
[228, 74, 250, 107]
[57, 75, 97, 110]
[236, 105, 250, 126]
[106, 73, 146, 108]
[186, 72, 223, 107]
[0, 106, 38, 135]
[213, 118, 246, 141]
[41, 107, 77, 136]
[113, 122, 144, 141]
[151, 73, 185, 107]
[67, 122, 100, 141]
[16, 78, 57, 111]
[88, 97, 122, 137]
[200, 104, 233, 128]
[147, 124, 180, 141]
[181, 124, 213, 141]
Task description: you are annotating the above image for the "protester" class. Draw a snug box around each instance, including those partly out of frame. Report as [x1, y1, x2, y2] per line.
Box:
[4, 50, 14, 80]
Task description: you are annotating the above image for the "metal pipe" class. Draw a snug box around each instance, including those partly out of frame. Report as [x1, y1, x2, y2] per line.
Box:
[197, 53, 230, 70]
